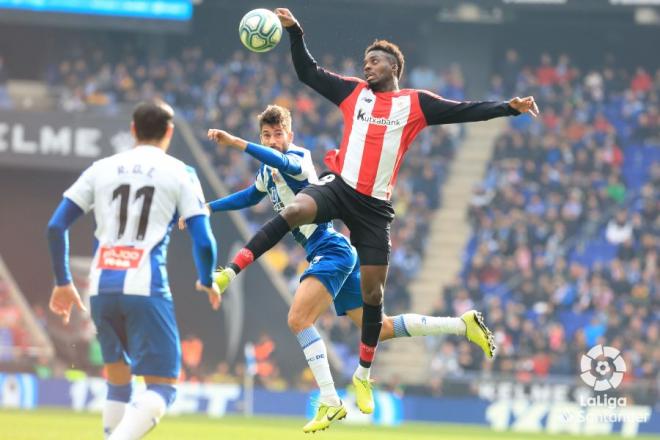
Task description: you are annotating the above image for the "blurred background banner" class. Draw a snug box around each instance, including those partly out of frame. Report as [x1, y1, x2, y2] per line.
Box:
[2, 374, 659, 435]
[0, 109, 132, 171]
[0, 0, 193, 31]
[0, 0, 193, 21]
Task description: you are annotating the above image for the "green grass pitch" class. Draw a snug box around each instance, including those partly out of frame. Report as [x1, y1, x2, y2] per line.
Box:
[1, 409, 659, 439]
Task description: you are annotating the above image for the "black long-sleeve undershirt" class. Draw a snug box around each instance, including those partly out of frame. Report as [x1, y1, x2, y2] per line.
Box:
[286, 24, 520, 125]
[286, 24, 358, 106]
[418, 91, 520, 125]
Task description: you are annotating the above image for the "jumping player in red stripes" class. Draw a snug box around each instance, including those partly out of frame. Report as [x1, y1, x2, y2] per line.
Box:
[215, 7, 539, 414]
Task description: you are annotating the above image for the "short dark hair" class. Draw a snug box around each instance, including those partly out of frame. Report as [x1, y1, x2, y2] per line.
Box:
[365, 40, 405, 80]
[132, 100, 174, 142]
[258, 105, 292, 132]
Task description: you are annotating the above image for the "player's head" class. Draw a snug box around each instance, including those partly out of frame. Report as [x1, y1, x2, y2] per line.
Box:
[258, 104, 293, 153]
[131, 100, 175, 150]
[364, 40, 405, 91]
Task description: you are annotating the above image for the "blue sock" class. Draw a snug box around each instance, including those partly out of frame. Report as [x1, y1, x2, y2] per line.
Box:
[147, 384, 177, 407]
[107, 383, 132, 403]
[393, 315, 411, 338]
[296, 326, 321, 348]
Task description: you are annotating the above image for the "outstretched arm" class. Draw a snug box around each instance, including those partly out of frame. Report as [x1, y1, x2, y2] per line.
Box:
[419, 92, 539, 126]
[208, 129, 307, 176]
[275, 8, 359, 106]
[179, 185, 266, 230]
[208, 185, 266, 212]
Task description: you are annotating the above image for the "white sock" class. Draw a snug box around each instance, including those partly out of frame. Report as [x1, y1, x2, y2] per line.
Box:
[108, 390, 166, 440]
[104, 382, 132, 438]
[354, 365, 370, 381]
[296, 326, 340, 406]
[392, 314, 466, 337]
[224, 267, 237, 280]
[103, 401, 126, 439]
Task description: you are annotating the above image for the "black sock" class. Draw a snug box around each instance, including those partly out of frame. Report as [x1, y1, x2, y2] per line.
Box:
[230, 214, 291, 274]
[359, 302, 383, 368]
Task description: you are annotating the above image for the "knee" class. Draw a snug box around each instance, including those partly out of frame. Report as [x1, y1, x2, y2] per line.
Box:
[362, 287, 383, 306]
[106, 361, 131, 385]
[282, 202, 312, 226]
[287, 309, 307, 334]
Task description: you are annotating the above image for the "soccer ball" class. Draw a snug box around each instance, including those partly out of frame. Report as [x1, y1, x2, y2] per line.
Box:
[238, 9, 282, 53]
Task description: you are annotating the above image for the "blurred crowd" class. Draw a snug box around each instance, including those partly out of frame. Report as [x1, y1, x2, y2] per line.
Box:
[442, 50, 659, 401]
[1, 44, 462, 388]
[0, 280, 29, 363]
[1, 43, 657, 402]
[45, 48, 462, 324]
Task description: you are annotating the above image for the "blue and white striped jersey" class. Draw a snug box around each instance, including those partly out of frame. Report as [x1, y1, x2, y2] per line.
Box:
[63, 145, 208, 297]
[253, 144, 338, 255]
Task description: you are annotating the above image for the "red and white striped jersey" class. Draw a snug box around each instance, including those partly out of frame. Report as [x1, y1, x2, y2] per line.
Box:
[287, 24, 519, 201]
[326, 84, 426, 200]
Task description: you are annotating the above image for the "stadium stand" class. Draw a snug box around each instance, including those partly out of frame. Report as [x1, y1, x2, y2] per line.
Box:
[453, 51, 658, 403]
[2, 44, 463, 386]
[1, 43, 657, 402]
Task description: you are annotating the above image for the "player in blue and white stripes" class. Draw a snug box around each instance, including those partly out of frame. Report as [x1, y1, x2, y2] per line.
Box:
[201, 105, 475, 433]
[47, 101, 219, 440]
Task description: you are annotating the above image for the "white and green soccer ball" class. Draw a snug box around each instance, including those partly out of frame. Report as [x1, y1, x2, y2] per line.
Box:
[238, 9, 282, 53]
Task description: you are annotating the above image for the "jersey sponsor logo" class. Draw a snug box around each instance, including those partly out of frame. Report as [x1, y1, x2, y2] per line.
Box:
[356, 108, 402, 127]
[97, 246, 144, 270]
[316, 174, 336, 185]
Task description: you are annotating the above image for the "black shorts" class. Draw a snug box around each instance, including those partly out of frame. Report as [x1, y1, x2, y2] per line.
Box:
[301, 172, 395, 265]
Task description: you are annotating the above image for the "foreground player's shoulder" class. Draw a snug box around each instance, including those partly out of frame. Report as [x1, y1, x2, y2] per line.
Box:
[78, 153, 119, 180]
[166, 156, 202, 187]
[162, 154, 192, 174]
[93, 150, 126, 167]
[182, 163, 202, 186]
[174, 161, 206, 214]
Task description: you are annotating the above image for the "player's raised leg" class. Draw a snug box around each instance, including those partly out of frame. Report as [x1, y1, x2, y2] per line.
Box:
[288, 276, 347, 433]
[459, 310, 496, 358]
[214, 194, 318, 293]
[345, 309, 496, 358]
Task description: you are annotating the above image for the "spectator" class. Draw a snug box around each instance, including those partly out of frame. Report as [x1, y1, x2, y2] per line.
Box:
[606, 210, 633, 245]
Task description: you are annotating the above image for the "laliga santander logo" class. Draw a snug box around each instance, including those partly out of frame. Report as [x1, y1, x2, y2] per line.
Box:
[580, 345, 626, 391]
